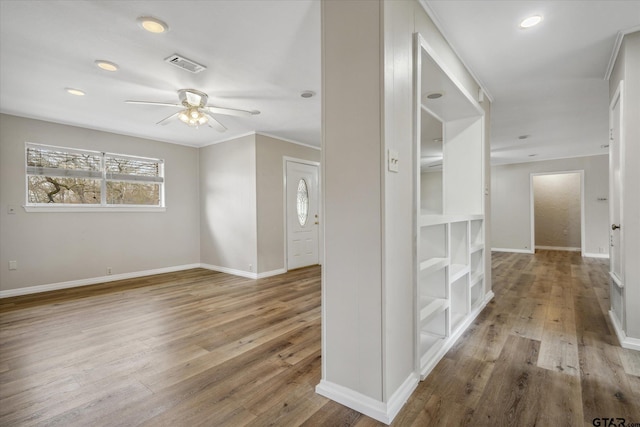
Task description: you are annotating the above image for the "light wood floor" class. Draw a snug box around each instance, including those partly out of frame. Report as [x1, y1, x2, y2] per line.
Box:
[1, 251, 639, 426]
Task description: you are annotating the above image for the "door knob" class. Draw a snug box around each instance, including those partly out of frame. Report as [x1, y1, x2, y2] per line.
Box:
[612, 224, 621, 230]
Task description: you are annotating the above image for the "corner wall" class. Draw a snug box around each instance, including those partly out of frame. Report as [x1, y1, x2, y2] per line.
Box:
[491, 155, 609, 256]
[199, 134, 258, 275]
[199, 133, 321, 277]
[0, 114, 201, 293]
[255, 134, 320, 274]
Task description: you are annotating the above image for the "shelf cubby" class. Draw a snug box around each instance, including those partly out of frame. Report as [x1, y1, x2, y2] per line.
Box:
[414, 32, 489, 381]
[470, 278, 484, 308]
[420, 223, 447, 261]
[450, 275, 469, 332]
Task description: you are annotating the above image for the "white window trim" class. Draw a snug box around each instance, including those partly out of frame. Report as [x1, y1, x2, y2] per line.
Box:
[25, 142, 165, 211]
[23, 205, 166, 213]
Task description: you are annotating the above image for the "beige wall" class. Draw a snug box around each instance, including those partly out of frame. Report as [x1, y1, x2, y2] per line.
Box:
[0, 114, 201, 292]
[533, 173, 581, 249]
[199, 133, 320, 276]
[199, 134, 258, 273]
[255, 134, 320, 273]
[491, 155, 609, 256]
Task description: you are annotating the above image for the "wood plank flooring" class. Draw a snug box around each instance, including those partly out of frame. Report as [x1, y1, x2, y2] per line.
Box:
[1, 251, 639, 426]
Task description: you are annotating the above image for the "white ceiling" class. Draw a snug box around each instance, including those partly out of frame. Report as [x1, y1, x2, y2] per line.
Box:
[1, 1, 639, 163]
[424, 0, 640, 165]
[0, 0, 321, 148]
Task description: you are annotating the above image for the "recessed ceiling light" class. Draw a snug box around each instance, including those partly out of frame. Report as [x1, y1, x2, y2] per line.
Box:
[520, 15, 543, 29]
[433, 138, 443, 143]
[426, 92, 444, 100]
[95, 60, 119, 72]
[528, 154, 537, 157]
[65, 88, 85, 96]
[518, 135, 529, 140]
[137, 16, 169, 33]
[301, 91, 315, 98]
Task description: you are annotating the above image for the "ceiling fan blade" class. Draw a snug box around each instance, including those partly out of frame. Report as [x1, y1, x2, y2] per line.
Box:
[156, 111, 180, 126]
[206, 105, 260, 117]
[204, 112, 227, 132]
[125, 100, 182, 108]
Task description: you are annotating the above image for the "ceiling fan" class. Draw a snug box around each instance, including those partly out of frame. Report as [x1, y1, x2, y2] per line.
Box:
[125, 89, 260, 132]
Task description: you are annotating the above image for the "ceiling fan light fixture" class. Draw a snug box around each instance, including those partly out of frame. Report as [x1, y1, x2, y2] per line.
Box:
[520, 15, 543, 29]
[95, 60, 119, 72]
[179, 107, 208, 127]
[137, 16, 169, 34]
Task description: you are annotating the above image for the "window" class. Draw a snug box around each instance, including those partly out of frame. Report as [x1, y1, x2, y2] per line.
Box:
[296, 178, 309, 226]
[26, 143, 164, 209]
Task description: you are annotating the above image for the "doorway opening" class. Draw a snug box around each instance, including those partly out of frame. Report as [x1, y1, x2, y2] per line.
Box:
[530, 171, 585, 255]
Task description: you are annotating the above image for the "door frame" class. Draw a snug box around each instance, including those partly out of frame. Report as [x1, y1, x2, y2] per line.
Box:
[609, 80, 625, 289]
[283, 156, 321, 271]
[529, 170, 585, 255]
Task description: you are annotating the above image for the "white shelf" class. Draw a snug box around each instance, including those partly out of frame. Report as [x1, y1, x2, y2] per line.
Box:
[450, 312, 466, 332]
[419, 257, 449, 274]
[470, 243, 484, 253]
[419, 331, 445, 366]
[470, 272, 484, 287]
[449, 263, 469, 282]
[420, 213, 483, 227]
[419, 296, 449, 322]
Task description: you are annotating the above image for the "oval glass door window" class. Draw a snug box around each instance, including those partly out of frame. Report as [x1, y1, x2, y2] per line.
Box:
[297, 178, 309, 226]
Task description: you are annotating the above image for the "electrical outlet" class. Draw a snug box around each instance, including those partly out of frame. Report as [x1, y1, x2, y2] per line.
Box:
[249, 264, 253, 272]
[106, 267, 112, 275]
[9, 261, 17, 270]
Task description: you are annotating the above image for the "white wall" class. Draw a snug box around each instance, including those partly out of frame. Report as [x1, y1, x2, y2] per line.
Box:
[0, 114, 201, 292]
[320, 0, 491, 421]
[609, 31, 640, 341]
[255, 134, 320, 274]
[321, 0, 384, 401]
[533, 173, 581, 249]
[199, 134, 258, 274]
[491, 155, 609, 256]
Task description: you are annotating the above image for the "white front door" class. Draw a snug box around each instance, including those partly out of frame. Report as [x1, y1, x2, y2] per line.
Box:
[286, 161, 319, 270]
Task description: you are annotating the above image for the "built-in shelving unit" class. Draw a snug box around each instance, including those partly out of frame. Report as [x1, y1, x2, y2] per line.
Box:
[414, 33, 491, 380]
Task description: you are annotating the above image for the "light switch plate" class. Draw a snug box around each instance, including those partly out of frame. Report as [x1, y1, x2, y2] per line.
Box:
[388, 149, 399, 173]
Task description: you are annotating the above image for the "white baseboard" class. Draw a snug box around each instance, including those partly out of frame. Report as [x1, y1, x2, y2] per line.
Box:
[200, 264, 286, 280]
[583, 252, 610, 259]
[609, 310, 640, 351]
[1, 263, 289, 299]
[491, 248, 534, 254]
[316, 372, 418, 425]
[0, 264, 201, 298]
[385, 373, 420, 423]
[535, 246, 581, 252]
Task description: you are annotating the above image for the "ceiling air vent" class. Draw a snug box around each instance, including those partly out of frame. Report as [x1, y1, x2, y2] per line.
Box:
[164, 54, 206, 74]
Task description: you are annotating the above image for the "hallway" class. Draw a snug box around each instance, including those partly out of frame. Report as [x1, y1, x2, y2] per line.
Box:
[386, 250, 640, 426]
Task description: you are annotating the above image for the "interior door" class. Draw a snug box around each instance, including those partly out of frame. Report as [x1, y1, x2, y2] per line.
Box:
[609, 86, 623, 286]
[286, 161, 319, 270]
